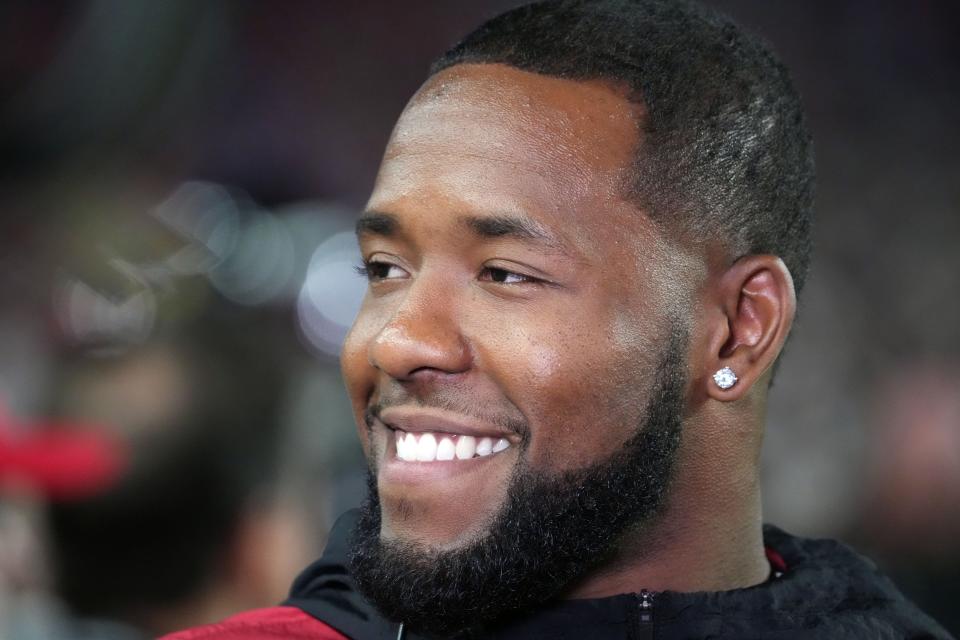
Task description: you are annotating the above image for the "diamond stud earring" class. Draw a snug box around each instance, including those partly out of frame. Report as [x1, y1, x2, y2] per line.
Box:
[713, 366, 738, 390]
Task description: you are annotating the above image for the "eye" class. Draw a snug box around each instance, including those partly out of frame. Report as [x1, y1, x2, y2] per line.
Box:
[479, 266, 538, 285]
[356, 260, 407, 282]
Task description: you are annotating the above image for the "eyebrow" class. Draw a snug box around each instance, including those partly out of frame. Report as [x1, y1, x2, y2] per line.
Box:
[356, 210, 573, 256]
[355, 211, 398, 237]
[462, 214, 570, 255]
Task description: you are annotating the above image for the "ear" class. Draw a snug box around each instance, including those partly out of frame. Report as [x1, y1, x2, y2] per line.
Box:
[704, 255, 796, 401]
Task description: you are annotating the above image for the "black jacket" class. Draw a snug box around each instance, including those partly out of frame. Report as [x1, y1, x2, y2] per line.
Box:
[286, 510, 953, 639]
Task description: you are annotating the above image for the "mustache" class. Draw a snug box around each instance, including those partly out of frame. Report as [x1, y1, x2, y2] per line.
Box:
[364, 391, 530, 440]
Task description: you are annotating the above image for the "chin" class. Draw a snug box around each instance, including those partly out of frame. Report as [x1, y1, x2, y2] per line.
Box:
[377, 484, 506, 551]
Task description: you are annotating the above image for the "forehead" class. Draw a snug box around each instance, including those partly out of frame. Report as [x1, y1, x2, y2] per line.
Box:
[389, 63, 640, 174]
[368, 64, 649, 252]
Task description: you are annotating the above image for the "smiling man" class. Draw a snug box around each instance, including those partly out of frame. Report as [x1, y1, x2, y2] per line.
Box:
[164, 1, 952, 639]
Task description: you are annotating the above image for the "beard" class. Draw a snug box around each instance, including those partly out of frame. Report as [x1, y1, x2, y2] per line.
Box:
[348, 328, 688, 638]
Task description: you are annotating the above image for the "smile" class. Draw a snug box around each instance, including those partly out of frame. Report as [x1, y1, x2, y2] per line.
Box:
[395, 430, 511, 462]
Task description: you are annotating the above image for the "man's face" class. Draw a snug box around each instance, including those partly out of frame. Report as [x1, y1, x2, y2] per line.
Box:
[341, 64, 688, 551]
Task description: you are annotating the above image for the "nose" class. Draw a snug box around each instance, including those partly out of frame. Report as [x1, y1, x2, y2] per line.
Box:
[368, 282, 471, 381]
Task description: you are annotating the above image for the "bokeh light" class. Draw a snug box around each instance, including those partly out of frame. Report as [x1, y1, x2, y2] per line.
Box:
[296, 231, 366, 357]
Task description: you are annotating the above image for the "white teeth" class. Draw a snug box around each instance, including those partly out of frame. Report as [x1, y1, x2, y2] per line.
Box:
[455, 435, 477, 460]
[476, 437, 494, 457]
[416, 433, 438, 461]
[405, 433, 420, 461]
[436, 437, 456, 461]
[395, 431, 406, 459]
[397, 431, 416, 461]
[395, 431, 510, 462]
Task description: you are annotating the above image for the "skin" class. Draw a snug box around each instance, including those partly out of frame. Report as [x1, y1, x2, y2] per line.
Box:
[341, 63, 796, 596]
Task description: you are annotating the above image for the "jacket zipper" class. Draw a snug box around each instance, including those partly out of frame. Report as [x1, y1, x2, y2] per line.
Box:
[636, 589, 656, 640]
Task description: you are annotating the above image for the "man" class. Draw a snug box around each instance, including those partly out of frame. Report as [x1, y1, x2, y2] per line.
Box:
[166, 0, 952, 638]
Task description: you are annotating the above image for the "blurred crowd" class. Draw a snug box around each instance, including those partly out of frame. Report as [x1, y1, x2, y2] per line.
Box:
[0, 1, 957, 638]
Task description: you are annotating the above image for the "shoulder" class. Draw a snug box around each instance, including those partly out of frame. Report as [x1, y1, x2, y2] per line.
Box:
[159, 606, 349, 640]
[761, 525, 953, 638]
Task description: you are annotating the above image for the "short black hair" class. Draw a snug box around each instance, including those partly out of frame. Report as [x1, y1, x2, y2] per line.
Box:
[432, 0, 815, 294]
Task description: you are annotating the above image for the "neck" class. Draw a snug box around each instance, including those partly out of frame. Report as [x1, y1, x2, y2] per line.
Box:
[566, 469, 768, 598]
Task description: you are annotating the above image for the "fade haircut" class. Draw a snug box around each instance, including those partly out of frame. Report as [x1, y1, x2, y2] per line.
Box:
[432, 0, 815, 294]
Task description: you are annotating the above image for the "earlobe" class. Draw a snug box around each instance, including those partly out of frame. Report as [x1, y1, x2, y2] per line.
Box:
[706, 255, 796, 401]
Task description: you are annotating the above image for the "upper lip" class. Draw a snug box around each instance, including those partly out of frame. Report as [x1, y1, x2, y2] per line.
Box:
[377, 405, 521, 443]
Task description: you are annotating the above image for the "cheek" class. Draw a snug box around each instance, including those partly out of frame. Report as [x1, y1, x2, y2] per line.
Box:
[340, 311, 380, 448]
[479, 311, 653, 471]
[341, 321, 369, 385]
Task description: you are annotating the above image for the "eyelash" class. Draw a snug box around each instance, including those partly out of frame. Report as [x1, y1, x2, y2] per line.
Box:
[356, 260, 539, 285]
[479, 266, 537, 284]
[354, 262, 389, 280]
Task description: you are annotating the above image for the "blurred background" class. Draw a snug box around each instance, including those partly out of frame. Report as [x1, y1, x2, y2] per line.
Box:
[0, 1, 957, 637]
